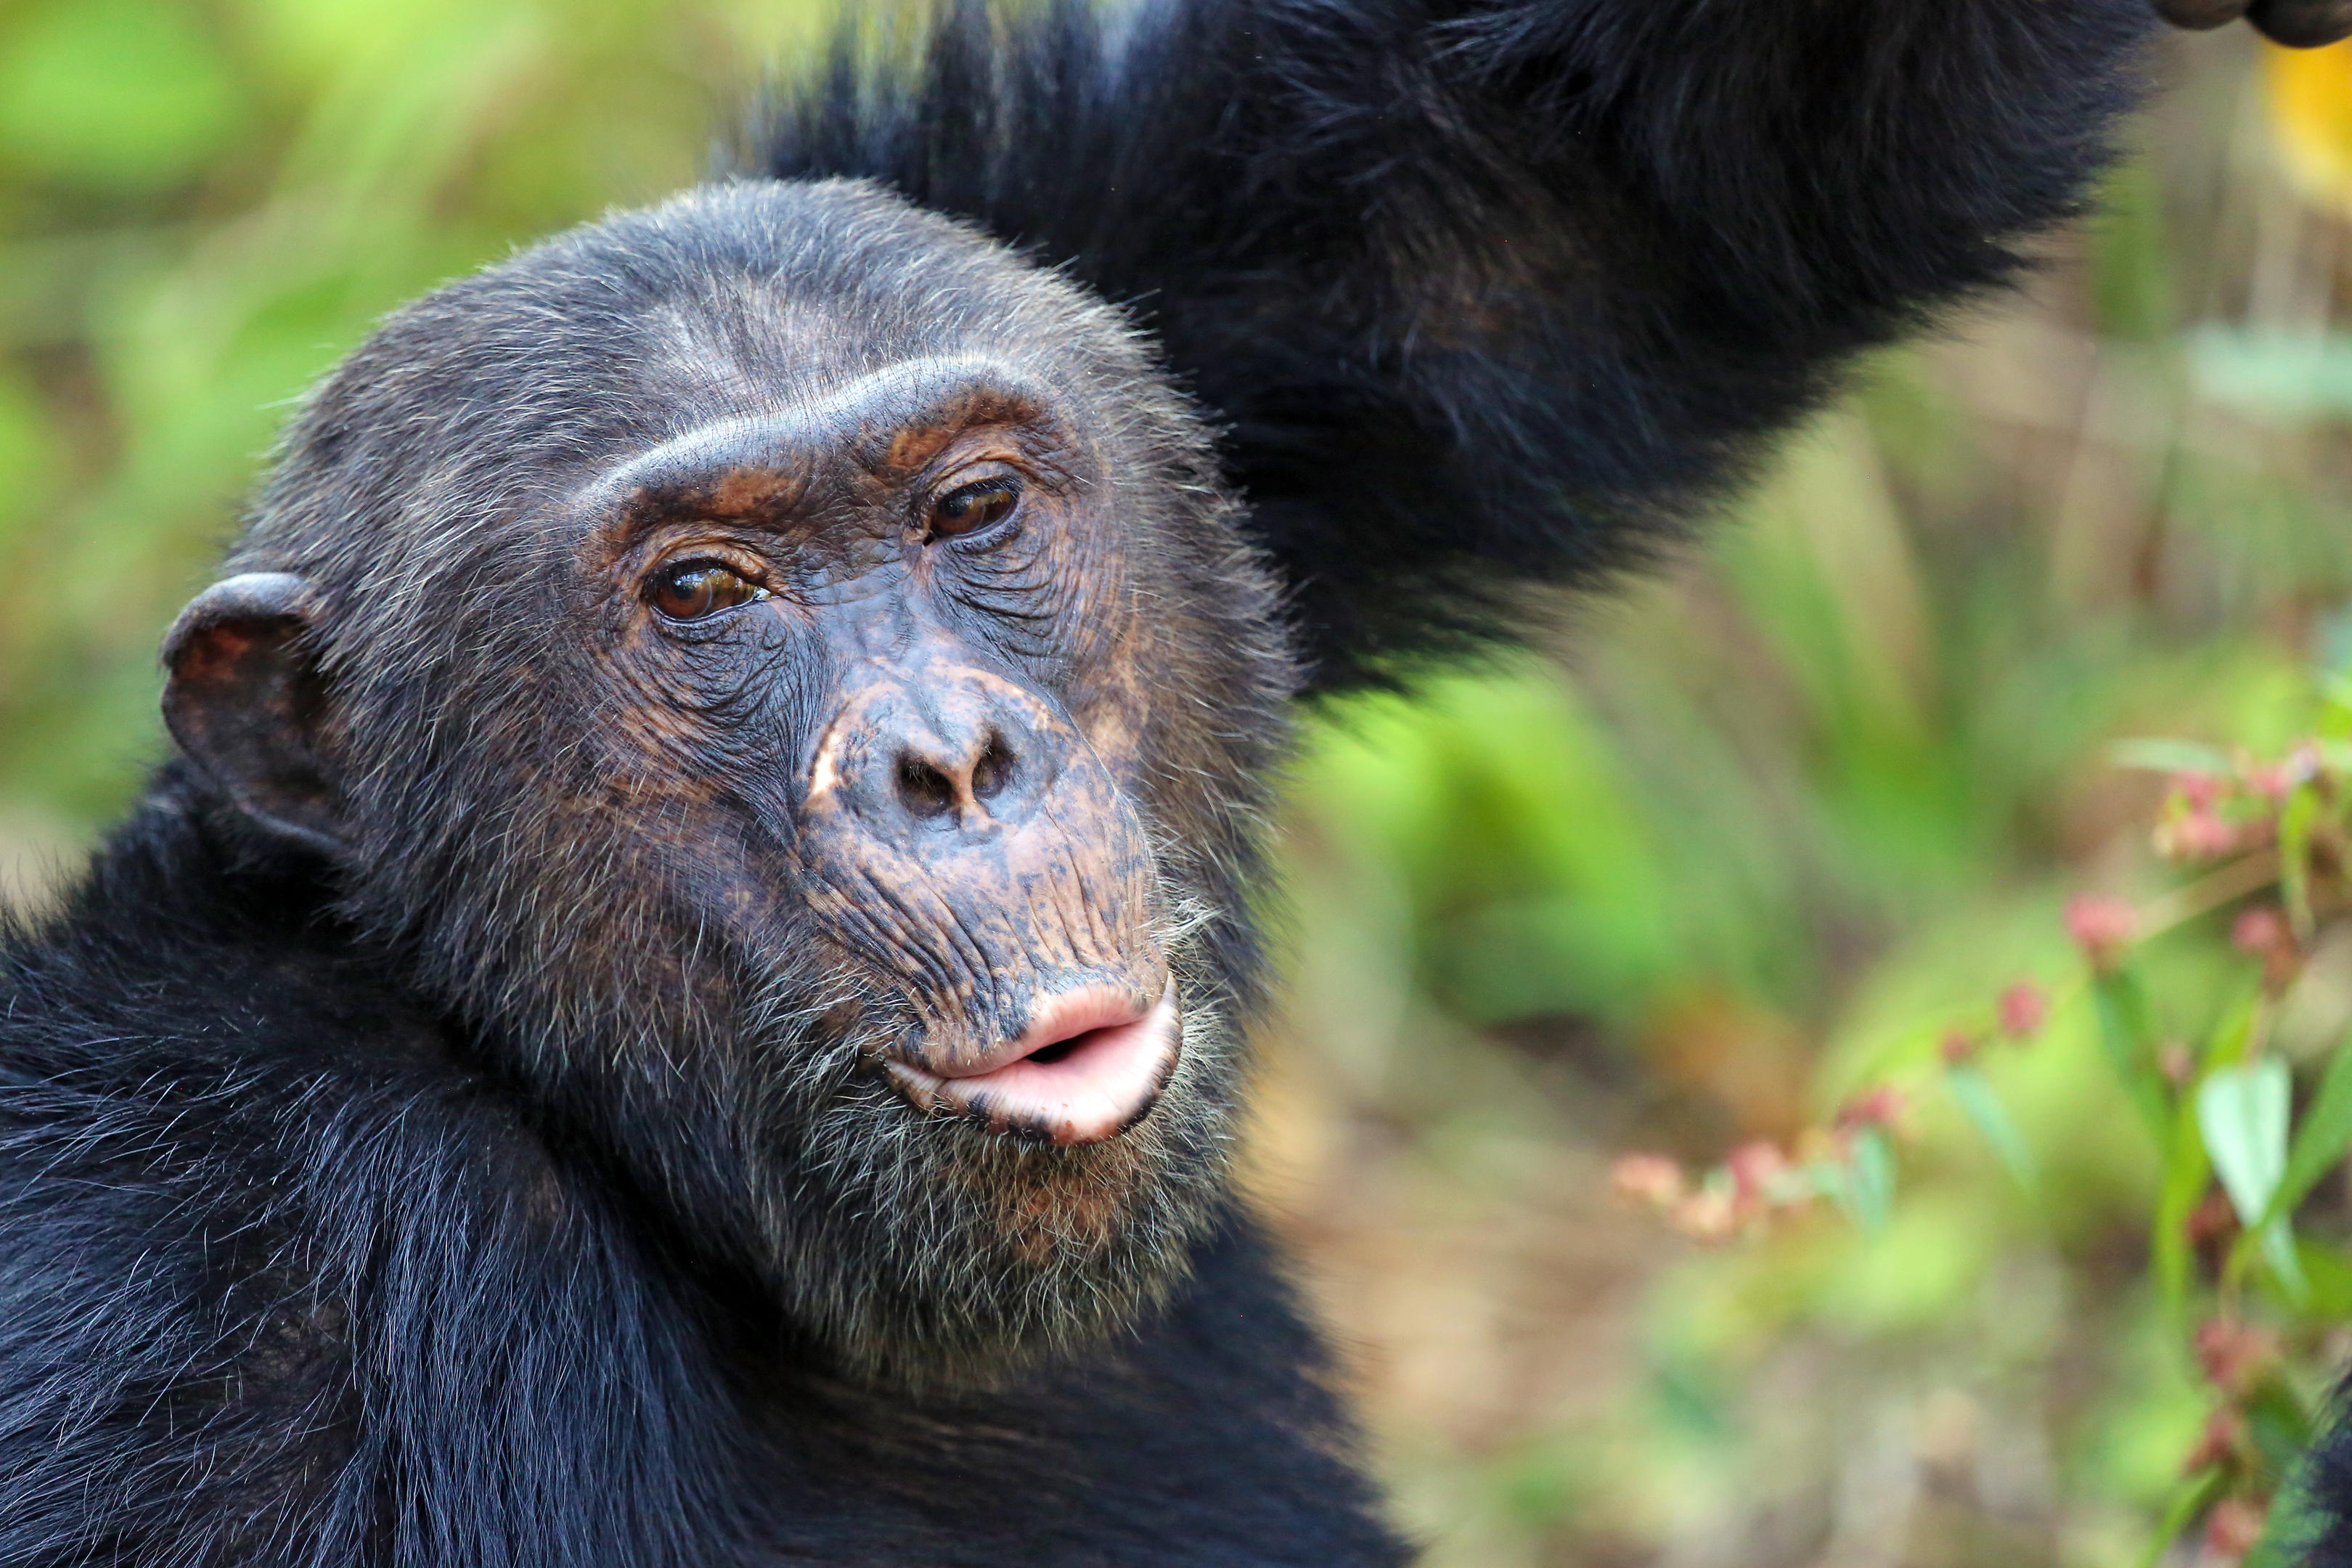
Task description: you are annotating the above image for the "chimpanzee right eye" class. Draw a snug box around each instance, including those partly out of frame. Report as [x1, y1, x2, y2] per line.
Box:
[926, 477, 1022, 540]
[648, 561, 767, 622]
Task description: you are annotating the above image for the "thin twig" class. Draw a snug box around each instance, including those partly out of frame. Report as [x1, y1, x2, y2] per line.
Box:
[2135, 849, 2284, 942]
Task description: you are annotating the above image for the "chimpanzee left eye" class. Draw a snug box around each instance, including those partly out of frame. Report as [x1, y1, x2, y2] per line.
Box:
[926, 477, 1022, 540]
[648, 561, 767, 622]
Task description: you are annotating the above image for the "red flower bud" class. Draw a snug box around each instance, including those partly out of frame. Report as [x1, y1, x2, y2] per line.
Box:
[2157, 808, 2240, 861]
[2194, 1318, 2279, 1397]
[1835, 1085, 1905, 1132]
[2231, 905, 2302, 990]
[1996, 983, 2048, 1040]
[2241, 746, 2316, 802]
[2203, 1495, 2267, 1563]
[1726, 1140, 1787, 1209]
[2185, 1188, 2237, 1246]
[2065, 894, 2138, 969]
[2182, 1408, 2245, 1475]
[2233, 906, 2290, 955]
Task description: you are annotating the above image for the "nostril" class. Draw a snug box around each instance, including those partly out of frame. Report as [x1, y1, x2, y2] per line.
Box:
[895, 755, 957, 820]
[970, 732, 1016, 803]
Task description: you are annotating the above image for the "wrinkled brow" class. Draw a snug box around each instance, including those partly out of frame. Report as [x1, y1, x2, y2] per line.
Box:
[578, 356, 1077, 545]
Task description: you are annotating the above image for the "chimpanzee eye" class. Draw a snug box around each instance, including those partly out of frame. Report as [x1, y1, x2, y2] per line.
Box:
[648, 561, 767, 622]
[926, 477, 1021, 540]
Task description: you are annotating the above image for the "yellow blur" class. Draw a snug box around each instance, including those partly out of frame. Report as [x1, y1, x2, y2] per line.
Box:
[2270, 38, 2352, 213]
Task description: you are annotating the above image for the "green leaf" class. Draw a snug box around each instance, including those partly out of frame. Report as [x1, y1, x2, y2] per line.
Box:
[2296, 1239, 2352, 1318]
[2321, 677, 2352, 741]
[2155, 1092, 2213, 1318]
[2200, 1060, 2292, 1228]
[1838, 1127, 1895, 1236]
[2110, 738, 2234, 777]
[2092, 159, 2179, 342]
[2096, 969, 2175, 1143]
[2246, 1379, 2317, 1472]
[2261, 1217, 2310, 1310]
[2187, 325, 2352, 420]
[1945, 1063, 2038, 1195]
[2280, 784, 2322, 940]
[2139, 1470, 2227, 1568]
[2266, 1037, 2352, 1226]
[2206, 989, 2263, 1072]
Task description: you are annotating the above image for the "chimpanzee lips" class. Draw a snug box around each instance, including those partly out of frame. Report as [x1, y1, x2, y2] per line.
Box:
[882, 981, 1180, 1146]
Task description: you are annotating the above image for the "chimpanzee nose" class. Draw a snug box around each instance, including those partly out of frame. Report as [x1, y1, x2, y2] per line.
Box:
[817, 664, 1062, 838]
[891, 723, 1026, 826]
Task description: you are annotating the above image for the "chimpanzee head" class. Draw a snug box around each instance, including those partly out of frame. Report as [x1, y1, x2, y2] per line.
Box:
[157, 180, 1297, 1384]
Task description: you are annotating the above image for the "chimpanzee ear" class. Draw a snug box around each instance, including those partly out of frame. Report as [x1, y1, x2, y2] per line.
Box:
[161, 572, 347, 858]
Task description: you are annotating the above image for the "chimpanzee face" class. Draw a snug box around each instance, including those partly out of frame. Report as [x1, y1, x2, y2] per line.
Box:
[159, 181, 1296, 1383]
[580, 358, 1176, 1149]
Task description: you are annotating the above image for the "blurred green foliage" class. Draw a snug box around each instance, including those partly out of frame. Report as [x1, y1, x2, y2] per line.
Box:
[0, 0, 822, 849]
[6, 7, 2352, 1567]
[1267, 33, 2352, 1568]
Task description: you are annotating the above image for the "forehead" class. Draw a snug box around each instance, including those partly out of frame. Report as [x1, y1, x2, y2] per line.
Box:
[537, 186, 1127, 492]
[603, 184, 1107, 407]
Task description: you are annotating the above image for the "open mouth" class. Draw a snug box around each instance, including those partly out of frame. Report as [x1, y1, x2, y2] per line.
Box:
[883, 981, 1180, 1146]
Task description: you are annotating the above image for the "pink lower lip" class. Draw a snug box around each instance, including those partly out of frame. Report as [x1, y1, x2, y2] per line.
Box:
[885, 982, 1180, 1146]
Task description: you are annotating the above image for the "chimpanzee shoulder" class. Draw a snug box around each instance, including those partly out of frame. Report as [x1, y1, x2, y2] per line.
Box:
[0, 783, 412, 1560]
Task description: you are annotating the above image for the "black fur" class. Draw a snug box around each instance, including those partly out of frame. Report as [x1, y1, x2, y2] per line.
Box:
[758, 0, 2151, 687]
[0, 1, 2157, 1564]
[0, 780, 1395, 1565]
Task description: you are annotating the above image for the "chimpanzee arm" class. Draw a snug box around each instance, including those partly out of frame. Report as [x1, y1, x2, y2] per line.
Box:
[758, 0, 2155, 688]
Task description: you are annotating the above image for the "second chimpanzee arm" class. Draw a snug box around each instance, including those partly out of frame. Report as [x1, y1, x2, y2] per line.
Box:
[761, 0, 2160, 688]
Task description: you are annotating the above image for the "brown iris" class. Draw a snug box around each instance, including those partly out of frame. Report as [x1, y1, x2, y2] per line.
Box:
[926, 477, 1021, 539]
[649, 561, 765, 621]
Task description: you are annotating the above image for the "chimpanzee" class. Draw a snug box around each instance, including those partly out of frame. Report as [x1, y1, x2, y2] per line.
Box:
[4, 1, 2347, 1564]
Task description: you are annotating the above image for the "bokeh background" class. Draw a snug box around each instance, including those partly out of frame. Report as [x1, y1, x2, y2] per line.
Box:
[1, 6, 2349, 1566]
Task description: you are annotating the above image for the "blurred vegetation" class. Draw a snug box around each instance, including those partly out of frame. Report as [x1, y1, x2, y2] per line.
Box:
[3, 7, 2351, 1568]
[0, 0, 826, 886]
[1260, 32, 2352, 1568]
